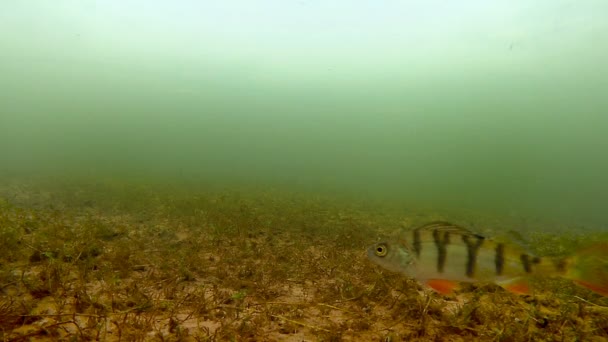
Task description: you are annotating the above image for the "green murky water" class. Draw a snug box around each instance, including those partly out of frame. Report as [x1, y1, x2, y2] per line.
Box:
[1, 1, 607, 227]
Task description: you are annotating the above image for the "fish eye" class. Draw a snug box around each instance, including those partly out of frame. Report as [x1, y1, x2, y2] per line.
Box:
[375, 244, 388, 257]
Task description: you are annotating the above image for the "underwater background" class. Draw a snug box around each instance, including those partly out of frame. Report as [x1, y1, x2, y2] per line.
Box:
[2, 2, 608, 341]
[1, 0, 608, 228]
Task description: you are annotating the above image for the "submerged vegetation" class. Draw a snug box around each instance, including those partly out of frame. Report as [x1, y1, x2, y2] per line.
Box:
[0, 181, 607, 341]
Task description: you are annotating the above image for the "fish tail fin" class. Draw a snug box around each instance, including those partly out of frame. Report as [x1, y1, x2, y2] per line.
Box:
[564, 242, 608, 296]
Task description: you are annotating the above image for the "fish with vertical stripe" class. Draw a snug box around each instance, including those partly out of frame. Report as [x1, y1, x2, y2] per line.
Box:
[367, 221, 608, 296]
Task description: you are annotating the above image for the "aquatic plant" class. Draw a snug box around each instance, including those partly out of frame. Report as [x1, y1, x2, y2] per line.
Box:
[0, 181, 606, 340]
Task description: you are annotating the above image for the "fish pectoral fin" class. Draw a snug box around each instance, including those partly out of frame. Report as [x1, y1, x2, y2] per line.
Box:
[425, 279, 460, 295]
[497, 277, 531, 295]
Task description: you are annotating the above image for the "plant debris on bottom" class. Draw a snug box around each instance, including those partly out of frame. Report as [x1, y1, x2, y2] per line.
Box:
[0, 183, 607, 341]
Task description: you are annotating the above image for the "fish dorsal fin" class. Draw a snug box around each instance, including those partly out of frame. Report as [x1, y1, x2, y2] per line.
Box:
[504, 230, 531, 249]
[416, 221, 485, 239]
[491, 230, 537, 256]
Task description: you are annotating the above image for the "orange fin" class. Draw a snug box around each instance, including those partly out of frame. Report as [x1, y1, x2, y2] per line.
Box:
[426, 279, 460, 295]
[567, 242, 608, 296]
[497, 277, 531, 295]
[573, 280, 608, 297]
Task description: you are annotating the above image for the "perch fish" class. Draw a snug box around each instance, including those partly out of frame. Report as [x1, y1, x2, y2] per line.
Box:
[367, 221, 608, 296]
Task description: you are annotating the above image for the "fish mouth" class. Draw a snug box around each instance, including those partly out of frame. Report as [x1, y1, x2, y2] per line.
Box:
[366, 245, 376, 259]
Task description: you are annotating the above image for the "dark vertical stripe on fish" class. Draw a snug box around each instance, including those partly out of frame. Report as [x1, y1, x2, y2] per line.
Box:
[521, 254, 541, 273]
[433, 230, 450, 273]
[462, 235, 484, 278]
[521, 254, 532, 273]
[495, 243, 505, 276]
[413, 229, 421, 258]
